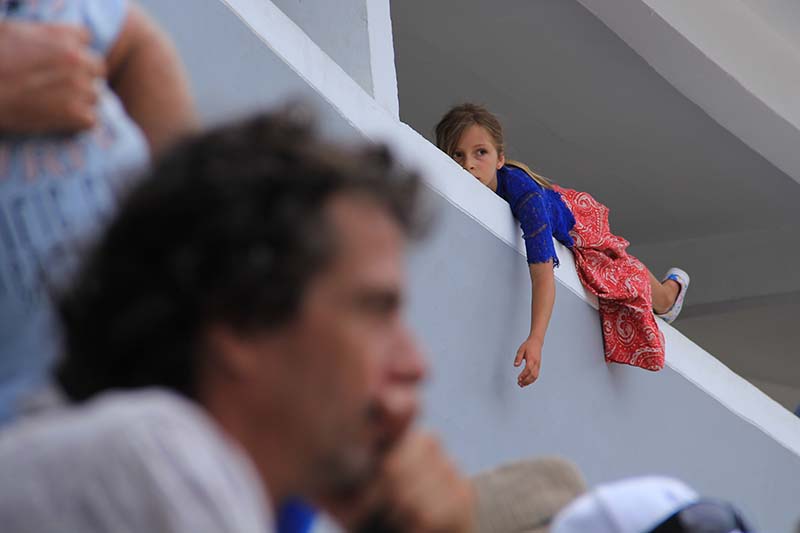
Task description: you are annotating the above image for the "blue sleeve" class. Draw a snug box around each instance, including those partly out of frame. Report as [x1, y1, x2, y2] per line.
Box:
[276, 499, 316, 533]
[504, 174, 559, 266]
[81, 0, 128, 55]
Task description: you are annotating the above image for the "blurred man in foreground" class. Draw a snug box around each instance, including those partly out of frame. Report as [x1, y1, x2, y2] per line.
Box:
[0, 110, 473, 533]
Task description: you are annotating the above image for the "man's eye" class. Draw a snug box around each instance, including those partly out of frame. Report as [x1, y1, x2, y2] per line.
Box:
[363, 301, 397, 322]
[358, 293, 401, 317]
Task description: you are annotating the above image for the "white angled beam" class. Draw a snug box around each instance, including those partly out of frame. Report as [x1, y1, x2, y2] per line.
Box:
[367, 0, 399, 118]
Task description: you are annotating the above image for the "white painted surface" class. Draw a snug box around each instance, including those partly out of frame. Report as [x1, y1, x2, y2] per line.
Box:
[366, 0, 399, 117]
[577, 0, 800, 186]
[661, 324, 800, 456]
[410, 193, 800, 532]
[676, 296, 800, 403]
[749, 379, 800, 412]
[137, 1, 800, 528]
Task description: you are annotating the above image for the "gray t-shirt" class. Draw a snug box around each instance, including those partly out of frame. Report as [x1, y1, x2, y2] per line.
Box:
[0, 0, 150, 423]
[0, 389, 273, 533]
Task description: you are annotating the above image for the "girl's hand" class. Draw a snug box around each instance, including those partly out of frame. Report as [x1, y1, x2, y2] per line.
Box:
[514, 336, 543, 387]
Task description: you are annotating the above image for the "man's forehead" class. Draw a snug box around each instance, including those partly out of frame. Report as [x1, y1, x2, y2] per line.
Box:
[326, 193, 403, 240]
[298, 195, 405, 311]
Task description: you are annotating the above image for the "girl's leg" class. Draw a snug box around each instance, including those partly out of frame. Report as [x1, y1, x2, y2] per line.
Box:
[649, 271, 680, 314]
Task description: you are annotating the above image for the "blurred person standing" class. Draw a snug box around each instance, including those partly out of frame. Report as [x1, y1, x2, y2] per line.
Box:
[0, 0, 195, 424]
[0, 111, 474, 533]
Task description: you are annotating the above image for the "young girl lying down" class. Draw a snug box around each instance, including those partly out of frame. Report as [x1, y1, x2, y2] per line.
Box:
[435, 104, 689, 387]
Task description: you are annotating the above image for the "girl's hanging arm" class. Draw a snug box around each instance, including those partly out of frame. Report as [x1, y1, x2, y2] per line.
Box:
[514, 260, 555, 387]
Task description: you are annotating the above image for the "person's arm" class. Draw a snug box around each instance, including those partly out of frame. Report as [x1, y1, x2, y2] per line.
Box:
[503, 172, 559, 388]
[514, 261, 555, 387]
[0, 20, 105, 133]
[105, 4, 197, 155]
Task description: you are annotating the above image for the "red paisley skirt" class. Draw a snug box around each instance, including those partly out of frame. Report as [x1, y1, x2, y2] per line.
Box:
[553, 185, 665, 371]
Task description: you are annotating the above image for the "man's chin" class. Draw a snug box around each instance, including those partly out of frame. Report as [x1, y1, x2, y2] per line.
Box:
[322, 406, 415, 495]
[313, 446, 380, 498]
[375, 405, 417, 451]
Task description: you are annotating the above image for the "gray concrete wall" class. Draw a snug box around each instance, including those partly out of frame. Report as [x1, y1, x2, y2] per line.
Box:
[270, 0, 373, 95]
[137, 0, 363, 142]
[409, 192, 800, 532]
[739, 0, 800, 53]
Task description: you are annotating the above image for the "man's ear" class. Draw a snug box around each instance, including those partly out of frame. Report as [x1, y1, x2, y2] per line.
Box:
[205, 324, 273, 381]
[497, 152, 506, 169]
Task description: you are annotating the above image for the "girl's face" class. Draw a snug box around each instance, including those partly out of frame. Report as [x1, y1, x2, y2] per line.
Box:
[451, 124, 505, 192]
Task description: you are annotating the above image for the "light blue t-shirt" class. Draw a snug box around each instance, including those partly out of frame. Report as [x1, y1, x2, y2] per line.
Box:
[0, 0, 149, 425]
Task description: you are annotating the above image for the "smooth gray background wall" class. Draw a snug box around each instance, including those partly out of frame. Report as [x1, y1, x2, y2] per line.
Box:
[408, 192, 800, 532]
[740, 0, 800, 51]
[270, 0, 373, 95]
[138, 0, 363, 143]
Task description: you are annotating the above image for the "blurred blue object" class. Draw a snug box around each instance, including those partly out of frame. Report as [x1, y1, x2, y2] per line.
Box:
[277, 499, 316, 533]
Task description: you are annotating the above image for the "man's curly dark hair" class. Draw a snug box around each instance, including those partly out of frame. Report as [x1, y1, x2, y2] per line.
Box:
[56, 109, 423, 402]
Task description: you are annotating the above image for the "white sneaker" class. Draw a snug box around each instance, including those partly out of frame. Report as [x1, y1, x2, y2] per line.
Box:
[655, 267, 690, 324]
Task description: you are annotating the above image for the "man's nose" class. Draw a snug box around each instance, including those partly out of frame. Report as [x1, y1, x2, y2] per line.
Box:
[390, 325, 428, 383]
[375, 327, 427, 439]
[382, 327, 427, 404]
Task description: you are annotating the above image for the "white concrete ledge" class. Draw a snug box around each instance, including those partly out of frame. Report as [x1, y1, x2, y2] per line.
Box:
[366, 0, 399, 118]
[222, 0, 800, 456]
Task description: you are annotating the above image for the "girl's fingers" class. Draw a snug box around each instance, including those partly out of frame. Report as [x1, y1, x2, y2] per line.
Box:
[518, 362, 540, 387]
[514, 347, 525, 367]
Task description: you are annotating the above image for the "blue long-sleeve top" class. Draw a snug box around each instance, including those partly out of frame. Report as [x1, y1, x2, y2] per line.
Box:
[495, 165, 576, 266]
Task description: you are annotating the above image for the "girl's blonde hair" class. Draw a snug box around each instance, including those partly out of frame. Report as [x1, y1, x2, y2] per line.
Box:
[434, 103, 552, 189]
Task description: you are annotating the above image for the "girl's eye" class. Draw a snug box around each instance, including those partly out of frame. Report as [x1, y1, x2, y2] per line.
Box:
[478, 149, 488, 156]
[453, 152, 463, 159]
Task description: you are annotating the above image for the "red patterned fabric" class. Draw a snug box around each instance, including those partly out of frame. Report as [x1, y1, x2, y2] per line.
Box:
[553, 185, 665, 371]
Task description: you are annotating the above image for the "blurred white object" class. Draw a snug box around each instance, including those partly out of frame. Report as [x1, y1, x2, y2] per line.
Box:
[551, 476, 699, 533]
[0, 389, 272, 533]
